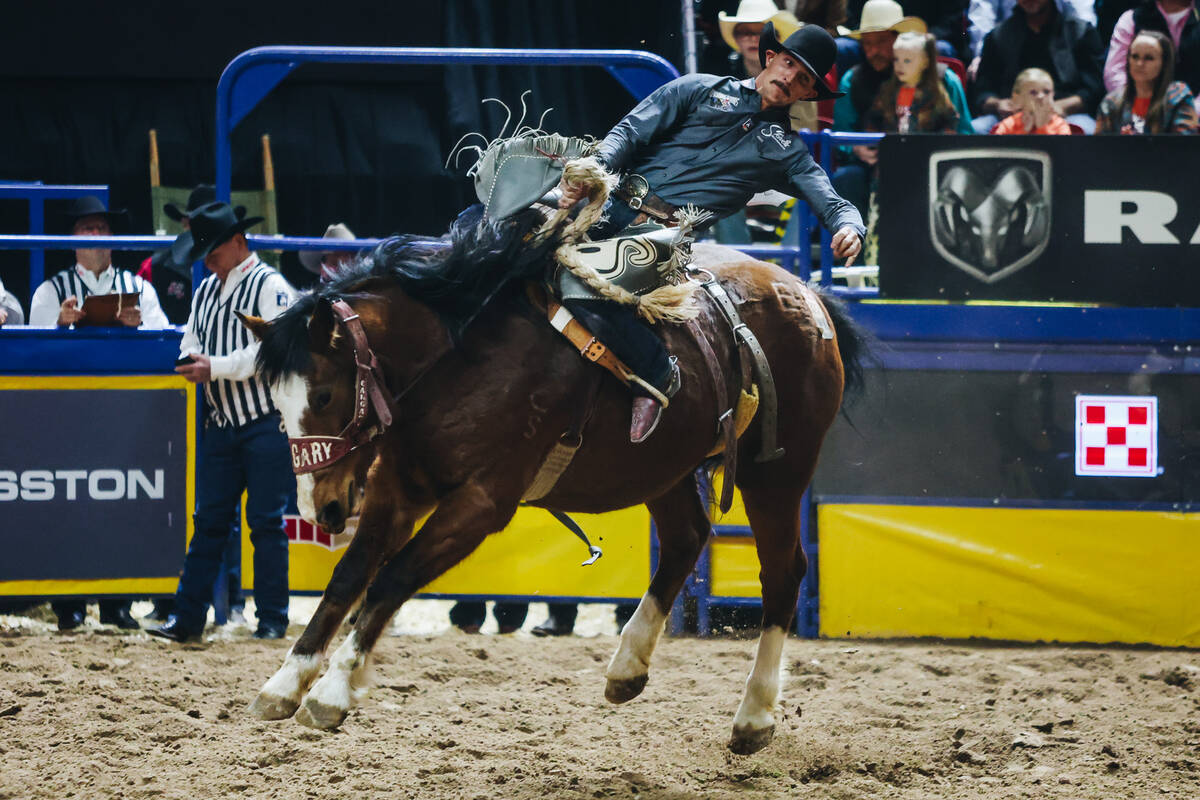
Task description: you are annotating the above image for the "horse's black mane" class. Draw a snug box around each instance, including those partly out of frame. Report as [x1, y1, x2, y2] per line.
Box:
[257, 205, 555, 385]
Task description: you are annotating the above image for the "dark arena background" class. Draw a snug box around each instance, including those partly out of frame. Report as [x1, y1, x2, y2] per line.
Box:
[1, 2, 1198, 799]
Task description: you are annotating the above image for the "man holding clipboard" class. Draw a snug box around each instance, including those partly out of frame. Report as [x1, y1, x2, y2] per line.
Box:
[28, 195, 169, 328]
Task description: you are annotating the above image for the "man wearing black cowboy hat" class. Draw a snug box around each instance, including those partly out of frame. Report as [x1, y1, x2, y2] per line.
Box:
[135, 185, 227, 324]
[149, 201, 297, 643]
[557, 23, 864, 442]
[28, 195, 169, 329]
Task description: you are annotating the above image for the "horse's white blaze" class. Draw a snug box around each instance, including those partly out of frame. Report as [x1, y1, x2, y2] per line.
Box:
[304, 631, 368, 712]
[259, 649, 322, 705]
[272, 374, 317, 523]
[605, 594, 665, 681]
[732, 626, 786, 732]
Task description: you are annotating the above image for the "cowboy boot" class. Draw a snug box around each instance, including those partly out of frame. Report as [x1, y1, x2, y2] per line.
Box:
[629, 358, 680, 444]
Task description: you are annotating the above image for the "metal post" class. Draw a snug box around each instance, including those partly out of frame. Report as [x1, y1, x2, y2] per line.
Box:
[681, 0, 698, 74]
[28, 198, 44, 290]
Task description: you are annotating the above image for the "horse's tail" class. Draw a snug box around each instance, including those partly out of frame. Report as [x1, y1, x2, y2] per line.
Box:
[814, 287, 872, 407]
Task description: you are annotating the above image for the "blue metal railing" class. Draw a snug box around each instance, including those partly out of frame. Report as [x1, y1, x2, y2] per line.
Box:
[0, 183, 109, 291]
[215, 45, 679, 206]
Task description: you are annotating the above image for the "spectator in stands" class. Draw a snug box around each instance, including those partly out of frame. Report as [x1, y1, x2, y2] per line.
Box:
[840, 0, 970, 70]
[993, 67, 1075, 131]
[1103, 0, 1200, 97]
[1097, 30, 1200, 131]
[865, 32, 962, 131]
[720, 1, 803, 80]
[0, 276, 22, 326]
[969, 0, 1097, 70]
[782, 0, 850, 33]
[137, 184, 219, 325]
[28, 196, 169, 329]
[298, 223, 358, 283]
[148, 202, 296, 643]
[971, 0, 1105, 134]
[831, 2, 973, 218]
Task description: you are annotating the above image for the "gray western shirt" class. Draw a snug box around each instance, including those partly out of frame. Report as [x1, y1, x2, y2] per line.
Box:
[597, 73, 865, 238]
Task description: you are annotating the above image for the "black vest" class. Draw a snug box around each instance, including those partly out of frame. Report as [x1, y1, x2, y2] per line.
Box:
[1132, 2, 1200, 94]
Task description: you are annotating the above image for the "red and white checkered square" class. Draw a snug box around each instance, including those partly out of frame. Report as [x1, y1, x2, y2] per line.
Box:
[1075, 395, 1158, 477]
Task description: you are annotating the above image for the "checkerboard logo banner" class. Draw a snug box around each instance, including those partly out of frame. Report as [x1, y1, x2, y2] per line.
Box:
[1075, 395, 1158, 477]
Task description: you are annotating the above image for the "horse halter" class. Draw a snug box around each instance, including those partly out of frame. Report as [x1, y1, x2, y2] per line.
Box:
[288, 299, 395, 475]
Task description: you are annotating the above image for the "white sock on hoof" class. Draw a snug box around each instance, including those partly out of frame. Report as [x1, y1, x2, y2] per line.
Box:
[733, 626, 786, 732]
[305, 631, 369, 712]
[259, 649, 322, 704]
[606, 595, 665, 682]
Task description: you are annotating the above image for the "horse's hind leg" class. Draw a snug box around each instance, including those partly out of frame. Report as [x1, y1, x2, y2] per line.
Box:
[250, 500, 419, 720]
[296, 482, 513, 730]
[728, 482, 807, 755]
[605, 473, 710, 704]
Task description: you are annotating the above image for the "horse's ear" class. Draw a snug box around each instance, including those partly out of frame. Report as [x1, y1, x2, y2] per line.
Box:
[307, 298, 337, 351]
[236, 312, 270, 341]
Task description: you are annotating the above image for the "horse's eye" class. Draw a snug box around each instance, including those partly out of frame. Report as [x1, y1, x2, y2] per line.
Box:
[314, 391, 332, 410]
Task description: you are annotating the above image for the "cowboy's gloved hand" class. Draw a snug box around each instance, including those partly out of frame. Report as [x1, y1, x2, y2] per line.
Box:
[557, 176, 588, 209]
[831, 227, 862, 267]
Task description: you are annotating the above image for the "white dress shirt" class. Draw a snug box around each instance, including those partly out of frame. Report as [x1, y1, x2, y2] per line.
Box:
[28, 263, 170, 328]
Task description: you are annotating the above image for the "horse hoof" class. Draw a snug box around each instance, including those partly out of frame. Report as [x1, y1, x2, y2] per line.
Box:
[295, 698, 347, 730]
[728, 723, 775, 755]
[249, 692, 299, 721]
[604, 674, 648, 704]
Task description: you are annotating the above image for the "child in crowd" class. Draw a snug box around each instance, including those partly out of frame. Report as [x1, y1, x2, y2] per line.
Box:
[865, 31, 959, 134]
[1095, 30, 1198, 135]
[993, 69, 1072, 135]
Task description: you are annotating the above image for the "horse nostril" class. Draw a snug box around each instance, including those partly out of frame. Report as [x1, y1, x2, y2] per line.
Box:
[317, 500, 345, 530]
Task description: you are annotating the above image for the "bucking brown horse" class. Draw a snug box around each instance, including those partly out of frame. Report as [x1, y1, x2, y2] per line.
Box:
[241, 207, 866, 755]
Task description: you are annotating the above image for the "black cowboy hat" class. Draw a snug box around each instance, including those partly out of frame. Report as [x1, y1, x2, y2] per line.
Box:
[164, 184, 248, 223]
[176, 201, 263, 262]
[163, 184, 216, 222]
[62, 195, 129, 232]
[758, 22, 844, 101]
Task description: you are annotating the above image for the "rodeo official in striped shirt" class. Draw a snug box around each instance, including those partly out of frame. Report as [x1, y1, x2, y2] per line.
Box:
[28, 195, 169, 329]
[149, 202, 296, 643]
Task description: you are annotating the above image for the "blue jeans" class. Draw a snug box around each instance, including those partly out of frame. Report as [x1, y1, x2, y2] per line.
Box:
[172, 414, 295, 631]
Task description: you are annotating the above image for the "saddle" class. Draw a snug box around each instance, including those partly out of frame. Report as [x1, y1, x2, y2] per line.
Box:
[525, 269, 783, 514]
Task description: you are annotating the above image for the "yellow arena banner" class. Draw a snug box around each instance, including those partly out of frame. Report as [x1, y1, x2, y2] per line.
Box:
[245, 504, 652, 601]
[818, 503, 1200, 647]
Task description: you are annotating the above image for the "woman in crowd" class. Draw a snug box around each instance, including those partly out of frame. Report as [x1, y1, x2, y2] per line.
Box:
[864, 31, 959, 133]
[1096, 30, 1199, 134]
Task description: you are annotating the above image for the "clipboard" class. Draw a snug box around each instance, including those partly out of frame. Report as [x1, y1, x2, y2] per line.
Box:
[77, 293, 141, 327]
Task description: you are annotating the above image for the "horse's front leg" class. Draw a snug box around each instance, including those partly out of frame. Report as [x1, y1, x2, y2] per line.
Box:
[295, 481, 516, 730]
[606, 474, 711, 703]
[250, 498, 421, 720]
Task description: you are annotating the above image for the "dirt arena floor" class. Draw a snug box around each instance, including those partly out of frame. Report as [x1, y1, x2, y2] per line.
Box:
[1, 600, 1198, 800]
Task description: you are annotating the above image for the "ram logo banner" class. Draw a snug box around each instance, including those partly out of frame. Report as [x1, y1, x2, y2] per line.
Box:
[1075, 395, 1159, 478]
[930, 149, 1051, 284]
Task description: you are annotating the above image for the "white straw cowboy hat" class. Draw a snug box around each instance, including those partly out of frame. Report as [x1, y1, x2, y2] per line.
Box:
[299, 222, 357, 274]
[719, 0, 802, 52]
[848, 0, 927, 39]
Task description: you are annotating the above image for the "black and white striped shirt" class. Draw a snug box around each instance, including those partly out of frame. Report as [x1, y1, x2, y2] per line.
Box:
[29, 264, 170, 327]
[179, 255, 295, 428]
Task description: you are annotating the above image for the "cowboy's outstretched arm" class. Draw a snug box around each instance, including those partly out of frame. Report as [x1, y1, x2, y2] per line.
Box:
[785, 147, 864, 263]
[595, 75, 713, 173]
